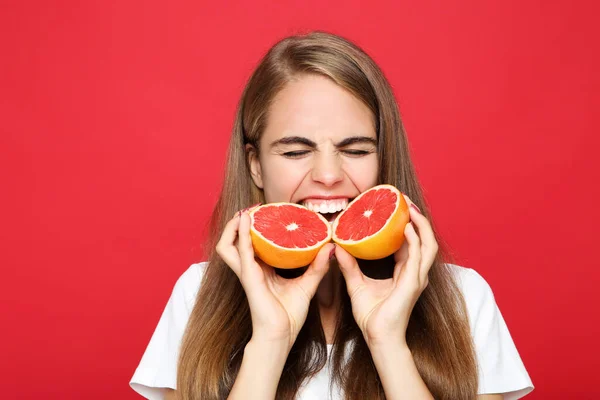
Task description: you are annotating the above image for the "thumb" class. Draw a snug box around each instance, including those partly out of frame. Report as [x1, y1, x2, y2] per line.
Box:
[298, 243, 335, 297]
[334, 245, 363, 290]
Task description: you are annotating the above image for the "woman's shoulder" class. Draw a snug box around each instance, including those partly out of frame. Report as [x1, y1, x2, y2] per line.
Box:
[444, 263, 503, 331]
[444, 263, 534, 398]
[176, 261, 208, 285]
[129, 261, 209, 397]
[445, 263, 496, 308]
[169, 261, 209, 308]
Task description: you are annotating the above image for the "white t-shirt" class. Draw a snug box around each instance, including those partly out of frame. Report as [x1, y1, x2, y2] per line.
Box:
[130, 263, 534, 399]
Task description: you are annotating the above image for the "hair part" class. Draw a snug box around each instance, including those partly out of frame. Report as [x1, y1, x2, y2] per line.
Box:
[176, 31, 478, 400]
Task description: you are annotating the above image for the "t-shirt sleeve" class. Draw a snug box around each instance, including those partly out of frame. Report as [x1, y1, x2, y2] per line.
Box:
[129, 262, 205, 400]
[458, 267, 534, 399]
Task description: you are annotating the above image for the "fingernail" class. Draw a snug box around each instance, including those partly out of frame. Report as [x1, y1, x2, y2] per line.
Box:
[329, 245, 336, 260]
[410, 203, 421, 214]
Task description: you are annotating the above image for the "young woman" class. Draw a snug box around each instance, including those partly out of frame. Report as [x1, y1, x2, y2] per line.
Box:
[130, 32, 533, 400]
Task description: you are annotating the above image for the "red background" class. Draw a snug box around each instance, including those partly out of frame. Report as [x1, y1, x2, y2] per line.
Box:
[1, 1, 598, 398]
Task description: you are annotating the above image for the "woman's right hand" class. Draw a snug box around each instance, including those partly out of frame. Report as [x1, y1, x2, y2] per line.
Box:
[216, 210, 334, 351]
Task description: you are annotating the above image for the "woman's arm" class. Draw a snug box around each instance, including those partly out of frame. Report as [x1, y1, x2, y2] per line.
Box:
[369, 341, 434, 400]
[335, 197, 438, 399]
[162, 340, 289, 400]
[218, 212, 333, 399]
[370, 342, 506, 400]
[227, 339, 289, 399]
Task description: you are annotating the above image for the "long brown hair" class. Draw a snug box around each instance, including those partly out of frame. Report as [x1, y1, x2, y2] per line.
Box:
[176, 31, 478, 399]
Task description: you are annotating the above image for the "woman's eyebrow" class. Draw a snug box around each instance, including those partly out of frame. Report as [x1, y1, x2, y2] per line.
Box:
[270, 135, 377, 148]
[270, 136, 317, 148]
[335, 136, 377, 147]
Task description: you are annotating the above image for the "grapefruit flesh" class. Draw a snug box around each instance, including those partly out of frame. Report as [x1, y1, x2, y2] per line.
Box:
[249, 203, 332, 269]
[332, 184, 410, 260]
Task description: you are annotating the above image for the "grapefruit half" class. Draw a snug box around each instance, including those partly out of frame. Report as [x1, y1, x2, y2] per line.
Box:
[332, 184, 410, 260]
[249, 203, 332, 269]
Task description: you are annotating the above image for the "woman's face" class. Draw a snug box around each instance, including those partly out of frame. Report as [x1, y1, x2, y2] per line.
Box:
[248, 74, 379, 221]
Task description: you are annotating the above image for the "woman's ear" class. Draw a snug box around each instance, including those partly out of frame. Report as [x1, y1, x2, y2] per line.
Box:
[246, 144, 264, 189]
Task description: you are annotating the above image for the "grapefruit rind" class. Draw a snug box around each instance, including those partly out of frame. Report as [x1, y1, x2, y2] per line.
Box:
[249, 203, 332, 269]
[332, 184, 410, 260]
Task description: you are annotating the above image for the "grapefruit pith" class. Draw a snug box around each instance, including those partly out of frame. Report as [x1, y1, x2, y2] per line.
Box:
[332, 184, 410, 260]
[249, 203, 332, 269]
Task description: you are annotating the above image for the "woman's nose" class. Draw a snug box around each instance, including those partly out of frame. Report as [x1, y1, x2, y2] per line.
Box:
[310, 153, 344, 186]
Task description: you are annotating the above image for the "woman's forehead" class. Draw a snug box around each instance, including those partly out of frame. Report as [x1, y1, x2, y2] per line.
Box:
[263, 75, 376, 143]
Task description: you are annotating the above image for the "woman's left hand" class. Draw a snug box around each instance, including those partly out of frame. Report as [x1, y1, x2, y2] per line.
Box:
[335, 194, 438, 349]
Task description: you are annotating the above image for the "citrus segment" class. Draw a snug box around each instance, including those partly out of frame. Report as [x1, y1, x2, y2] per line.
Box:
[334, 188, 398, 240]
[332, 184, 409, 260]
[250, 203, 332, 269]
[252, 205, 330, 247]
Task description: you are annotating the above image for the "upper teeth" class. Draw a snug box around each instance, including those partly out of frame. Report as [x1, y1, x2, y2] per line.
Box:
[302, 199, 348, 214]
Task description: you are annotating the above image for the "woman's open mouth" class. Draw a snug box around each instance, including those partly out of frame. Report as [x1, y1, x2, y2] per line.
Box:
[300, 198, 350, 222]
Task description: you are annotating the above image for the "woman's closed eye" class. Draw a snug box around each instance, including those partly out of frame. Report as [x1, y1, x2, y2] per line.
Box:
[341, 149, 372, 157]
[282, 149, 374, 159]
[282, 150, 311, 158]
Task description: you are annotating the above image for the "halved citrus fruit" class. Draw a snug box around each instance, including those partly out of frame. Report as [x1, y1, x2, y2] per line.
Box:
[332, 184, 410, 260]
[249, 203, 332, 269]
